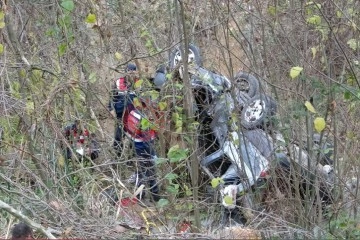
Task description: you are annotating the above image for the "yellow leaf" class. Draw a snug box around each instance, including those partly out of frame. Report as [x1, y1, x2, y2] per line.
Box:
[311, 47, 317, 59]
[175, 126, 182, 133]
[304, 101, 317, 113]
[19, 69, 27, 78]
[211, 177, 224, 188]
[26, 101, 35, 114]
[85, 13, 96, 24]
[223, 195, 233, 205]
[0, 21, 5, 29]
[58, 155, 65, 167]
[0, 44, 3, 54]
[347, 39, 358, 51]
[134, 79, 143, 89]
[267, 6, 276, 16]
[158, 101, 167, 110]
[336, 10, 342, 18]
[314, 117, 326, 133]
[290, 66, 303, 79]
[306, 15, 321, 25]
[133, 97, 141, 108]
[114, 52, 122, 60]
[0, 11, 4, 20]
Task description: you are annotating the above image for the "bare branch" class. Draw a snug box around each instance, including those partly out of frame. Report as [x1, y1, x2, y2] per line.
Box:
[0, 199, 60, 239]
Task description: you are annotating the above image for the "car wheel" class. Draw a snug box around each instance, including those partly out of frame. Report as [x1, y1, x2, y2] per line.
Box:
[169, 43, 202, 69]
[233, 72, 260, 98]
[241, 94, 277, 129]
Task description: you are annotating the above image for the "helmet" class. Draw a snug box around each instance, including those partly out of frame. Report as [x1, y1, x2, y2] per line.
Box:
[154, 72, 166, 89]
[126, 63, 137, 72]
[153, 64, 167, 89]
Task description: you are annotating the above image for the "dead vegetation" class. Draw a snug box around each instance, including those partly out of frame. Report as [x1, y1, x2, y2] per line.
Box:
[0, 0, 359, 239]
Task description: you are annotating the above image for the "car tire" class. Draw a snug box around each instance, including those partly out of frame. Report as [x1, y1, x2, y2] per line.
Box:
[233, 72, 260, 98]
[169, 43, 202, 69]
[241, 94, 277, 129]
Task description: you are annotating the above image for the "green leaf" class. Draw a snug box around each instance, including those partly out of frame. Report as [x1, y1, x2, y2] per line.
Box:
[211, 177, 224, 188]
[157, 198, 169, 208]
[58, 43, 67, 56]
[175, 83, 183, 89]
[175, 122, 182, 133]
[148, 90, 159, 101]
[0, 22, 5, 28]
[0, 44, 3, 54]
[167, 144, 188, 163]
[0, 11, 4, 20]
[344, 91, 351, 100]
[306, 15, 321, 25]
[184, 185, 192, 196]
[165, 173, 178, 181]
[61, 0, 75, 12]
[155, 158, 167, 165]
[290, 66, 303, 79]
[304, 101, 317, 113]
[140, 118, 150, 130]
[85, 13, 96, 24]
[314, 117, 326, 133]
[166, 73, 172, 80]
[58, 15, 71, 28]
[223, 195, 233, 205]
[166, 185, 179, 194]
[175, 106, 183, 112]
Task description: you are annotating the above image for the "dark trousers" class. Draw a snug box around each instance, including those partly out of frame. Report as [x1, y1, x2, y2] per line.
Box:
[113, 119, 124, 156]
[134, 141, 159, 200]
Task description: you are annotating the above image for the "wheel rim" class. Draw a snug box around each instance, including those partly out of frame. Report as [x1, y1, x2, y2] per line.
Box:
[173, 48, 196, 66]
[244, 99, 266, 123]
[235, 77, 251, 93]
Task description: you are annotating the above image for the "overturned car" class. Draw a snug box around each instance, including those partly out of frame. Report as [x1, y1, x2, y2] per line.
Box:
[154, 43, 335, 222]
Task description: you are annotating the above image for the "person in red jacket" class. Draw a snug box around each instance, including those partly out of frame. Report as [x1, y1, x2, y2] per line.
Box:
[108, 63, 138, 158]
[123, 95, 161, 202]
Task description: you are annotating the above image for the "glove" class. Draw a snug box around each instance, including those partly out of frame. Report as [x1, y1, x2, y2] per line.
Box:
[220, 184, 238, 209]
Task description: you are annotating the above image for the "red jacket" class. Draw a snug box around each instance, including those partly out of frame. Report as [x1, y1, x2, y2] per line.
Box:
[123, 98, 160, 142]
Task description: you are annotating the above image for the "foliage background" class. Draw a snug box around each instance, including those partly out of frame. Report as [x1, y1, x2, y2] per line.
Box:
[0, 0, 359, 238]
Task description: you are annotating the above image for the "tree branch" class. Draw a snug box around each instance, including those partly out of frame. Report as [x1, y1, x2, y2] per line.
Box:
[0, 199, 60, 239]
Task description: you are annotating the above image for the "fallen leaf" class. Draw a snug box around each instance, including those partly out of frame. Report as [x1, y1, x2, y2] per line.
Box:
[311, 47, 317, 59]
[290, 66, 303, 79]
[314, 117, 326, 133]
[304, 101, 316, 113]
[115, 52, 122, 60]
